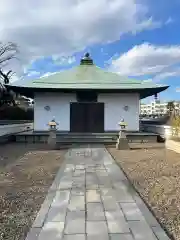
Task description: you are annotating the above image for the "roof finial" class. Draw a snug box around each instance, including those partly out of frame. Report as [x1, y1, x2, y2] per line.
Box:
[85, 52, 90, 58]
[80, 52, 93, 65]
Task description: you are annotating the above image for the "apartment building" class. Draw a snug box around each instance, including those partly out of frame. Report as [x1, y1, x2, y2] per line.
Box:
[140, 100, 180, 116]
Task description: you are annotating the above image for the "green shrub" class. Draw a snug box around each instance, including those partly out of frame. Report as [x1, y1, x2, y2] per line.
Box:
[171, 116, 180, 137]
[0, 106, 33, 120]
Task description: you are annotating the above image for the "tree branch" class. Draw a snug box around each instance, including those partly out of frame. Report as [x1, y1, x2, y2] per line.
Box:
[0, 41, 18, 107]
[0, 70, 11, 84]
[0, 42, 18, 67]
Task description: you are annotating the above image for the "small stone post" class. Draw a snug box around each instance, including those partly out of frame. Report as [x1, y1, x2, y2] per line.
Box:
[116, 119, 130, 150]
[47, 118, 58, 150]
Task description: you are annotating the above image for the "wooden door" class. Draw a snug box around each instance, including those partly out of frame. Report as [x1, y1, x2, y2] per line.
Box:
[70, 103, 85, 132]
[87, 103, 104, 133]
[70, 102, 104, 133]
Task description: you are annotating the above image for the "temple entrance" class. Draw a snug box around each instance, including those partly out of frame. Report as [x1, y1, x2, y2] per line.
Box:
[70, 102, 104, 133]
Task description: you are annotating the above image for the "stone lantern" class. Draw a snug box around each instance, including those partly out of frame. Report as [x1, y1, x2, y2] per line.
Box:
[116, 118, 130, 150]
[47, 117, 59, 149]
[48, 119, 57, 130]
[119, 118, 127, 131]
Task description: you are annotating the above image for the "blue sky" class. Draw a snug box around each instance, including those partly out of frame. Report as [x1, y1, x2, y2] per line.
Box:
[1, 0, 180, 103]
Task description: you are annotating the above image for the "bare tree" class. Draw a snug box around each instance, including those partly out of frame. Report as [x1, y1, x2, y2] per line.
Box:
[0, 42, 17, 64]
[0, 42, 18, 83]
[0, 70, 14, 84]
[0, 42, 18, 107]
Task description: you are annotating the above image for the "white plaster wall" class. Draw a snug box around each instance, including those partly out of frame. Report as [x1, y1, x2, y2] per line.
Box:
[34, 93, 76, 131]
[98, 93, 140, 131]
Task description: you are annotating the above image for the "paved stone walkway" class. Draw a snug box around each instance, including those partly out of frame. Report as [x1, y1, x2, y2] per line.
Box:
[26, 145, 170, 240]
[166, 139, 180, 153]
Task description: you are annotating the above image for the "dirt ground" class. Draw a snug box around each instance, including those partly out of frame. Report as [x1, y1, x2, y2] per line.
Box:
[0, 143, 66, 240]
[171, 136, 180, 142]
[108, 147, 180, 240]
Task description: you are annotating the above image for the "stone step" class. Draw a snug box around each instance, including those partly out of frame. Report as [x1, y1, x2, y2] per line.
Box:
[15, 131, 158, 144]
[57, 135, 116, 139]
[56, 139, 116, 143]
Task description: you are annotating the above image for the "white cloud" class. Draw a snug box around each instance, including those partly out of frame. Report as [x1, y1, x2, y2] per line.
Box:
[0, 0, 162, 75]
[24, 70, 40, 78]
[132, 17, 162, 34]
[9, 75, 20, 82]
[153, 68, 180, 81]
[176, 88, 180, 92]
[165, 17, 174, 25]
[110, 43, 180, 80]
[52, 55, 76, 65]
[23, 54, 75, 78]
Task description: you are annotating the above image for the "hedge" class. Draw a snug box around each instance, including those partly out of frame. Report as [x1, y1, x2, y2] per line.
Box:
[0, 106, 33, 120]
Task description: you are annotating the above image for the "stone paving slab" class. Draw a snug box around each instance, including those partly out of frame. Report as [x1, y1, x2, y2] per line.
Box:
[38, 222, 64, 240]
[25, 145, 170, 240]
[63, 234, 86, 240]
[64, 211, 85, 234]
[120, 202, 145, 221]
[25, 227, 41, 240]
[128, 220, 157, 240]
[109, 233, 134, 240]
[45, 205, 67, 222]
[87, 208, 105, 221]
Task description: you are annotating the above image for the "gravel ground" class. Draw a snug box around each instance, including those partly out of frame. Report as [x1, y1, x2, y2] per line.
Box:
[0, 143, 66, 240]
[108, 146, 180, 240]
[171, 137, 180, 142]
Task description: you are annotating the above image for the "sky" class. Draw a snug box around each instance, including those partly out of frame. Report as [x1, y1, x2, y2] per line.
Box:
[0, 0, 180, 103]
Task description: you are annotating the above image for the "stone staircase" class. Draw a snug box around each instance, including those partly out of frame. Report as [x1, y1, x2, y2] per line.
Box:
[15, 131, 158, 144]
[56, 133, 117, 144]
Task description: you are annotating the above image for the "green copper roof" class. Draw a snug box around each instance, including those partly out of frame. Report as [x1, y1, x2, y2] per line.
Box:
[6, 53, 169, 98]
[27, 65, 159, 89]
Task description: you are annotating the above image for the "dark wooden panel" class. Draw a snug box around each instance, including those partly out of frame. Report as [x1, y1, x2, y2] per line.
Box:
[70, 103, 85, 132]
[70, 102, 104, 133]
[86, 103, 104, 133]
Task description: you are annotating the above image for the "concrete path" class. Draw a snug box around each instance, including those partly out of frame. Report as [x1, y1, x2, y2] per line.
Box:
[166, 139, 180, 153]
[26, 145, 170, 240]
